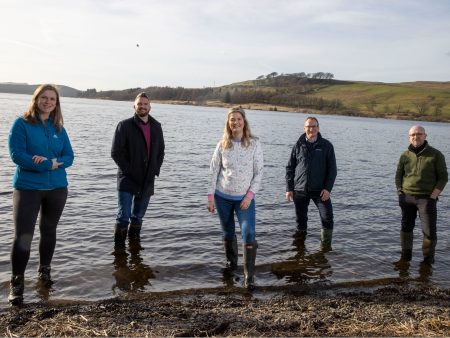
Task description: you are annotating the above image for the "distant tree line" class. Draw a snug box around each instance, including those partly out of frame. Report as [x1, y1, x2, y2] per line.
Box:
[253, 72, 335, 87]
[270, 94, 343, 110]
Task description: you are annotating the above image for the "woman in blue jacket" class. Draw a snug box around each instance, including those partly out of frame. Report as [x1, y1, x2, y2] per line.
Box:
[7, 84, 74, 305]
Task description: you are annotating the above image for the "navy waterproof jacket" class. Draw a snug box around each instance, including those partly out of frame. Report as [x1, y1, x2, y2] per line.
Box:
[111, 114, 165, 198]
[8, 115, 74, 190]
[285, 132, 337, 192]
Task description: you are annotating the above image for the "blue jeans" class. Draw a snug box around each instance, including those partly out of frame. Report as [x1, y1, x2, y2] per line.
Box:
[116, 191, 151, 228]
[294, 190, 334, 230]
[215, 194, 256, 243]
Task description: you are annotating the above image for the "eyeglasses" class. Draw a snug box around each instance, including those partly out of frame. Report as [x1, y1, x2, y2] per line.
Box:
[305, 126, 318, 129]
[409, 133, 424, 137]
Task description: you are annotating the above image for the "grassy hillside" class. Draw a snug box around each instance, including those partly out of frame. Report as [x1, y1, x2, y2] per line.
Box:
[217, 80, 450, 117]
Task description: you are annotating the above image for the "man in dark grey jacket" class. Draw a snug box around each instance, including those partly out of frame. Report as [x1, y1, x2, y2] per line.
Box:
[285, 117, 337, 246]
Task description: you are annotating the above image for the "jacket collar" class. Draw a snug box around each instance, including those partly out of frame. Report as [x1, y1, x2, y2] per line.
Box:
[299, 132, 323, 146]
[133, 113, 160, 127]
[36, 111, 52, 124]
[408, 140, 428, 154]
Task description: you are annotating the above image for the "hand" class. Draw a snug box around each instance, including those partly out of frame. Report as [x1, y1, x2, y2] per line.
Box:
[286, 191, 294, 202]
[207, 201, 215, 213]
[430, 188, 441, 200]
[32, 155, 48, 164]
[320, 189, 330, 201]
[51, 158, 63, 170]
[397, 187, 403, 196]
[240, 196, 252, 211]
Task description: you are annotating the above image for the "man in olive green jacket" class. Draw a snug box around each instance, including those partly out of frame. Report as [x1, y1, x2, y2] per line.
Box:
[395, 126, 448, 263]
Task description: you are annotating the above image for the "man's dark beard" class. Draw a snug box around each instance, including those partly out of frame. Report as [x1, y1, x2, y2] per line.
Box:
[136, 109, 149, 118]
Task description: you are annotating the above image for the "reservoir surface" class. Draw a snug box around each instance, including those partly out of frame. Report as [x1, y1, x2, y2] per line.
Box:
[0, 93, 449, 304]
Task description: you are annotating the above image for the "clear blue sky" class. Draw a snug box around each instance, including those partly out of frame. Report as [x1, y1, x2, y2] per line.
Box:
[1, 0, 449, 91]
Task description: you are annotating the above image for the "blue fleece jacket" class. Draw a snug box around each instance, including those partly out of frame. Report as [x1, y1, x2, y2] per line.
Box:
[8, 115, 74, 190]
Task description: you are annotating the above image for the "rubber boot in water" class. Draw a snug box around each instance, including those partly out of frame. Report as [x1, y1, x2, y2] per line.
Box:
[222, 236, 238, 268]
[114, 224, 128, 245]
[400, 231, 413, 260]
[37, 265, 52, 283]
[422, 237, 437, 264]
[8, 275, 24, 305]
[243, 242, 258, 291]
[128, 224, 142, 239]
[321, 229, 333, 247]
[293, 229, 307, 240]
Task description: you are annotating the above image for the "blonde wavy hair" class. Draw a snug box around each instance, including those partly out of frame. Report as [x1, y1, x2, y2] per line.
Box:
[22, 84, 64, 132]
[221, 107, 258, 149]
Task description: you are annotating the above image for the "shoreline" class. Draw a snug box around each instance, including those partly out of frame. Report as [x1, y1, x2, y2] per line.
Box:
[2, 283, 450, 337]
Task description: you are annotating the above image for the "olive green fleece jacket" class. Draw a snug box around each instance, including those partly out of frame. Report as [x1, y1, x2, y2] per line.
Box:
[395, 142, 448, 196]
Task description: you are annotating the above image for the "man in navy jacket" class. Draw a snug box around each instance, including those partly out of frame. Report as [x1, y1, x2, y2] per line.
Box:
[285, 116, 337, 246]
[111, 92, 165, 244]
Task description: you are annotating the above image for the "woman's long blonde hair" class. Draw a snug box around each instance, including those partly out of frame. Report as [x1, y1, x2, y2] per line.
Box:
[221, 107, 258, 149]
[22, 84, 64, 132]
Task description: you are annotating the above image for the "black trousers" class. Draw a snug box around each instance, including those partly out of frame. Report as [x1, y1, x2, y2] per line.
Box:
[398, 193, 437, 240]
[294, 190, 334, 230]
[11, 187, 68, 276]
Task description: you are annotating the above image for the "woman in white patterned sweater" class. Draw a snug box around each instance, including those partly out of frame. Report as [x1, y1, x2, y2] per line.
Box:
[207, 107, 264, 291]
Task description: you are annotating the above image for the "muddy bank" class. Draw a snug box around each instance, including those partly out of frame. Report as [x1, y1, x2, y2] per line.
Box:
[1, 284, 450, 337]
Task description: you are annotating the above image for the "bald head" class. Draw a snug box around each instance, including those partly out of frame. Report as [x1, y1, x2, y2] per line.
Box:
[408, 126, 427, 147]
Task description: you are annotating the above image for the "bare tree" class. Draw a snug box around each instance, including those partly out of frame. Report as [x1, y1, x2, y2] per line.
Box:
[383, 105, 390, 114]
[394, 104, 403, 113]
[414, 100, 430, 116]
[365, 100, 377, 112]
[433, 102, 443, 116]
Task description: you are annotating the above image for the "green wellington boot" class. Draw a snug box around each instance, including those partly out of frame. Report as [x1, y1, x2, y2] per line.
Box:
[114, 224, 128, 245]
[128, 224, 142, 239]
[222, 237, 238, 268]
[321, 229, 333, 247]
[400, 231, 413, 260]
[8, 275, 24, 305]
[422, 237, 437, 264]
[243, 242, 258, 291]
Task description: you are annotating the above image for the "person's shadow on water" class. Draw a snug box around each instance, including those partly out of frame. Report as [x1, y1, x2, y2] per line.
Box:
[111, 238, 156, 294]
[270, 235, 332, 285]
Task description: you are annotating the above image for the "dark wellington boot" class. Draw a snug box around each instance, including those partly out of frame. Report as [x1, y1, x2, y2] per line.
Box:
[422, 237, 437, 264]
[37, 265, 52, 282]
[243, 242, 258, 291]
[293, 229, 307, 240]
[8, 275, 24, 305]
[114, 224, 128, 245]
[400, 231, 413, 260]
[222, 236, 238, 268]
[128, 224, 142, 239]
[321, 229, 333, 247]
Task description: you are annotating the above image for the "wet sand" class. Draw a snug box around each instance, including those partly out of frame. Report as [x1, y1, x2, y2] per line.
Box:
[1, 283, 449, 337]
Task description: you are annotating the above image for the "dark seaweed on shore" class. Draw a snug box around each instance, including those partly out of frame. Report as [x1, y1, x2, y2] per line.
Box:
[1, 284, 450, 337]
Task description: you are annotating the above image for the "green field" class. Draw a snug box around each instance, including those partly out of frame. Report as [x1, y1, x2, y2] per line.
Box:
[219, 80, 450, 117]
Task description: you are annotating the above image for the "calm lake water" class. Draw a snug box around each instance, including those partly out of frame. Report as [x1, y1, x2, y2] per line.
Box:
[0, 93, 449, 305]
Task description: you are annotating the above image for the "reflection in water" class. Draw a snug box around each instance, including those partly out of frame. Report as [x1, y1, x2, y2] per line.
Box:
[417, 262, 433, 284]
[393, 257, 411, 279]
[270, 236, 332, 284]
[35, 281, 55, 302]
[111, 238, 155, 294]
[221, 268, 237, 288]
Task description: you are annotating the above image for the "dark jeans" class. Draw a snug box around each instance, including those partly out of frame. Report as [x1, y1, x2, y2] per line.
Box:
[215, 194, 256, 243]
[11, 187, 68, 276]
[293, 190, 334, 230]
[116, 191, 151, 228]
[399, 193, 437, 240]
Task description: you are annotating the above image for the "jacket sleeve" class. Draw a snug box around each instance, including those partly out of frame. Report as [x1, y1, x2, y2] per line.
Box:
[248, 140, 264, 195]
[8, 119, 53, 172]
[395, 154, 405, 189]
[285, 144, 297, 192]
[207, 143, 222, 195]
[156, 126, 165, 177]
[435, 152, 448, 191]
[56, 127, 74, 169]
[324, 142, 337, 192]
[111, 122, 130, 175]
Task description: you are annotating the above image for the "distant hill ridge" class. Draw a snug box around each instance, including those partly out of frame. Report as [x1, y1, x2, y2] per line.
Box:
[0, 83, 80, 97]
